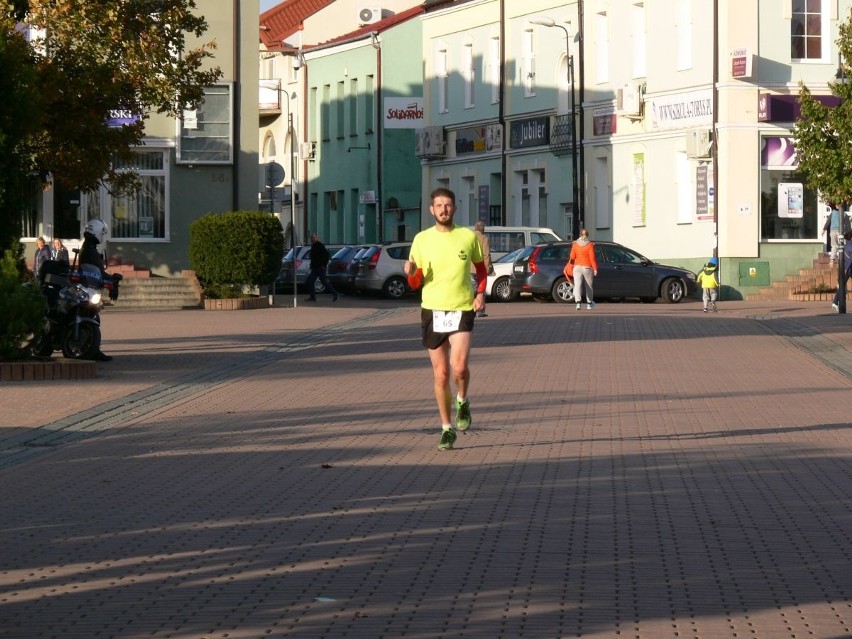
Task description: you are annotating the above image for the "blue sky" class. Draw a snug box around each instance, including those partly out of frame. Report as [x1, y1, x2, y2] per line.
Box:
[260, 0, 279, 12]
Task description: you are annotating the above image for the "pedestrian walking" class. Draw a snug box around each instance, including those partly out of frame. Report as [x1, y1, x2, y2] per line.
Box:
[697, 257, 720, 312]
[406, 187, 487, 451]
[567, 228, 598, 309]
[831, 231, 852, 312]
[304, 233, 339, 302]
[823, 203, 851, 263]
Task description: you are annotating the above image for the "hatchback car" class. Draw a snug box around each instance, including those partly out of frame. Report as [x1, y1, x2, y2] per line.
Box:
[327, 245, 370, 293]
[486, 247, 532, 302]
[509, 241, 696, 304]
[355, 241, 413, 299]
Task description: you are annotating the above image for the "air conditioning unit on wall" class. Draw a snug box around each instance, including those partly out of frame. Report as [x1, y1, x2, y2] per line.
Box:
[415, 127, 446, 158]
[617, 81, 644, 117]
[686, 128, 712, 158]
[357, 7, 382, 25]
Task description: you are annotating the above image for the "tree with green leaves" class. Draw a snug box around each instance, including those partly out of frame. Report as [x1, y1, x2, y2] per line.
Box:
[794, 11, 852, 205]
[0, 0, 222, 251]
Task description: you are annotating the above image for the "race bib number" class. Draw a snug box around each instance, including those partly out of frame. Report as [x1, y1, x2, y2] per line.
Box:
[433, 310, 462, 333]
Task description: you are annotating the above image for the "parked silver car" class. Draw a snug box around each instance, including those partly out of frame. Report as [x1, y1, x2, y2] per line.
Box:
[354, 242, 412, 299]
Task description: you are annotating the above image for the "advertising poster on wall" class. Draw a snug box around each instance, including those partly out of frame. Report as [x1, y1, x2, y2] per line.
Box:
[633, 154, 646, 226]
[777, 183, 804, 218]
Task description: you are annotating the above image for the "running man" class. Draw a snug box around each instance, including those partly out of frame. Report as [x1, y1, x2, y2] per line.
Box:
[405, 188, 487, 451]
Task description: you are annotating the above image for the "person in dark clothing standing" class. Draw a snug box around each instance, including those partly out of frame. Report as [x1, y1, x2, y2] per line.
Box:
[304, 233, 339, 302]
[51, 238, 69, 264]
[33, 237, 51, 278]
[79, 219, 114, 361]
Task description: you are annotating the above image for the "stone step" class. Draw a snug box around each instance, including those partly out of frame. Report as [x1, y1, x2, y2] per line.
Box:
[111, 273, 202, 310]
[747, 253, 848, 301]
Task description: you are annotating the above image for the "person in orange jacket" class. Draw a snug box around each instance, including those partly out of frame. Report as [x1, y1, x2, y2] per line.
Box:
[565, 228, 598, 310]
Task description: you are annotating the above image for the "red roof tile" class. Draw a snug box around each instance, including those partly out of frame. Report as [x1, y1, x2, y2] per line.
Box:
[259, 0, 336, 48]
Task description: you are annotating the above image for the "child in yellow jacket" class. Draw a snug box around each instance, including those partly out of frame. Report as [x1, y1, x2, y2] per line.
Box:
[696, 257, 719, 312]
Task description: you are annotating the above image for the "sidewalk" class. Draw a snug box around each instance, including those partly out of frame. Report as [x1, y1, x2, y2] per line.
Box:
[1, 298, 850, 638]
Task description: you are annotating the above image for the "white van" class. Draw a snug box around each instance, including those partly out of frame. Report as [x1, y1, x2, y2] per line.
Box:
[476, 226, 563, 259]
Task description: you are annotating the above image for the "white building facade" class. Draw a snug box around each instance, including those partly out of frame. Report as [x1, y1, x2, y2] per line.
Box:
[421, 0, 850, 296]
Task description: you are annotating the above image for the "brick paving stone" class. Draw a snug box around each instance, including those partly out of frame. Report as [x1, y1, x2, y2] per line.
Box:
[0, 300, 850, 638]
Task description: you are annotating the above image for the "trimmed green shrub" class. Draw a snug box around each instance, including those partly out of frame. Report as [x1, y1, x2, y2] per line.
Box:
[189, 210, 284, 298]
[0, 250, 47, 361]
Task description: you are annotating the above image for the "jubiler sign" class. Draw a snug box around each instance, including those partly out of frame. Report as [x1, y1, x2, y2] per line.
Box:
[509, 117, 550, 149]
[384, 97, 424, 129]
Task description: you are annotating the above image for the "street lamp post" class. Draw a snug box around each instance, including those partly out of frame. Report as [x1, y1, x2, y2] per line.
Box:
[529, 16, 581, 237]
[278, 86, 298, 308]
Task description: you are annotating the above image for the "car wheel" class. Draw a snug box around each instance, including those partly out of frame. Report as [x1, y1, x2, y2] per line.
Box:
[383, 276, 408, 299]
[532, 293, 551, 303]
[492, 276, 518, 302]
[662, 278, 686, 303]
[551, 277, 574, 303]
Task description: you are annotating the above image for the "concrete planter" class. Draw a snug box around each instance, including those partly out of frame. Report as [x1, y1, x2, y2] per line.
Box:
[203, 297, 268, 311]
[0, 359, 96, 382]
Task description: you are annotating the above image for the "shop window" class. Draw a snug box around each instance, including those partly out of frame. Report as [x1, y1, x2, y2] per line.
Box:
[760, 169, 819, 240]
[760, 136, 820, 240]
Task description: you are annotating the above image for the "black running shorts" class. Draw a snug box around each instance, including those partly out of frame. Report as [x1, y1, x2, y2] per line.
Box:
[420, 308, 475, 350]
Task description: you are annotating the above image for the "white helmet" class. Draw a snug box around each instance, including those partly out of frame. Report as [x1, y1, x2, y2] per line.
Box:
[84, 219, 108, 243]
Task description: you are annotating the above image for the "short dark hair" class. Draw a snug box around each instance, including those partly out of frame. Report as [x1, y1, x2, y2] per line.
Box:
[430, 187, 456, 204]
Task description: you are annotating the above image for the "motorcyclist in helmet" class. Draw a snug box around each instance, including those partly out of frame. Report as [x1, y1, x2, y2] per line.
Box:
[80, 219, 114, 362]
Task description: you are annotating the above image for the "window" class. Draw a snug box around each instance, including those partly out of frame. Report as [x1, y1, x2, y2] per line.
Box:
[365, 75, 374, 133]
[792, 0, 828, 60]
[760, 136, 821, 240]
[336, 81, 345, 138]
[263, 131, 276, 159]
[109, 150, 168, 240]
[632, 2, 646, 78]
[177, 84, 233, 164]
[437, 48, 449, 113]
[489, 37, 500, 104]
[309, 87, 318, 142]
[523, 30, 536, 97]
[675, 0, 692, 70]
[595, 10, 609, 84]
[349, 79, 358, 135]
[463, 43, 475, 108]
[321, 85, 330, 141]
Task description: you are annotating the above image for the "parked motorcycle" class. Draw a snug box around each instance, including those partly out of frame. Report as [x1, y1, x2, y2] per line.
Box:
[30, 258, 122, 360]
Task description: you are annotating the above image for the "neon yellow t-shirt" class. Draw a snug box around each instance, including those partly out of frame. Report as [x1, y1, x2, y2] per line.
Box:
[409, 225, 483, 311]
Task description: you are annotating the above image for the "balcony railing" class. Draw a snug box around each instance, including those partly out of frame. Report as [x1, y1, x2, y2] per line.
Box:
[550, 113, 574, 157]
